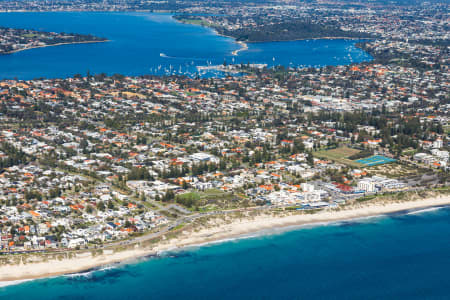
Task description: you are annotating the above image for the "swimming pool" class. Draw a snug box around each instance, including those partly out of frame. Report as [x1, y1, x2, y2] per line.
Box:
[355, 155, 397, 166]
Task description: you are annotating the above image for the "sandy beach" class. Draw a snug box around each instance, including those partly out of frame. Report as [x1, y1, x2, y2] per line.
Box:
[1, 195, 450, 283]
[231, 41, 248, 56]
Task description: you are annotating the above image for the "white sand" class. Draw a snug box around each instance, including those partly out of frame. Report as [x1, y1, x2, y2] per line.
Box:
[1, 195, 449, 283]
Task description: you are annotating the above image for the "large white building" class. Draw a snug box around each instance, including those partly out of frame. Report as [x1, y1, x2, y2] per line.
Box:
[301, 182, 315, 192]
[189, 152, 219, 164]
[433, 138, 443, 149]
[357, 179, 377, 193]
[358, 176, 406, 192]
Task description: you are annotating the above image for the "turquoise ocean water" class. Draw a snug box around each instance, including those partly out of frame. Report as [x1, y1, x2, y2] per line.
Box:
[1, 207, 450, 299]
[0, 12, 371, 79]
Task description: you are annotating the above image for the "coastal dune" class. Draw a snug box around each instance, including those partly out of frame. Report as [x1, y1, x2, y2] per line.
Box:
[1, 195, 450, 283]
[154, 195, 450, 251]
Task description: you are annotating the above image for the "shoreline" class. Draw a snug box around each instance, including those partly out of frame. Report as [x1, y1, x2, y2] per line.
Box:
[174, 19, 250, 57]
[175, 17, 370, 57]
[231, 41, 248, 56]
[1, 195, 450, 284]
[229, 37, 370, 56]
[1, 40, 109, 55]
[244, 36, 373, 43]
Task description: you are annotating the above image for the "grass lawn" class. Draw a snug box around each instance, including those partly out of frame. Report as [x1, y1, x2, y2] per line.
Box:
[178, 189, 230, 200]
[178, 18, 209, 26]
[314, 147, 363, 167]
[444, 125, 450, 134]
[402, 148, 418, 156]
[176, 191, 201, 201]
[22, 33, 37, 38]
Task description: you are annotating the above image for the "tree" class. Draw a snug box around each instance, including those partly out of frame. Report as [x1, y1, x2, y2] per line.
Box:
[162, 190, 175, 202]
[96, 201, 106, 211]
[306, 153, 314, 166]
[107, 200, 114, 209]
[182, 180, 189, 190]
[86, 205, 94, 214]
[127, 167, 153, 181]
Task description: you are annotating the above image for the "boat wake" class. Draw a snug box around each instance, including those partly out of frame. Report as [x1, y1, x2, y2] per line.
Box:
[159, 53, 205, 61]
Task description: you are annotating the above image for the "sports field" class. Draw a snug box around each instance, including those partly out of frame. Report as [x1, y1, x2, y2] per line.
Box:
[314, 147, 363, 167]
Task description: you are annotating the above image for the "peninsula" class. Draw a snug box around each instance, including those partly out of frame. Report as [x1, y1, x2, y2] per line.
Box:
[0, 27, 108, 55]
[174, 15, 373, 43]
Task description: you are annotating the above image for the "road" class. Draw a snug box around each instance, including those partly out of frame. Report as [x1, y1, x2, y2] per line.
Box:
[4, 182, 447, 254]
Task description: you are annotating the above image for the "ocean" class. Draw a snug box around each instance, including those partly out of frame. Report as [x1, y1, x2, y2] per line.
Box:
[0, 12, 371, 79]
[1, 207, 450, 299]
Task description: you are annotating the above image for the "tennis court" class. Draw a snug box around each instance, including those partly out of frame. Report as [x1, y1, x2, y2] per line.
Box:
[355, 155, 396, 166]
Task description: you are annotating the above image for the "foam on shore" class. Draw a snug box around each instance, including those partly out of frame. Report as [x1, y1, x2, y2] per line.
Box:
[1, 197, 450, 284]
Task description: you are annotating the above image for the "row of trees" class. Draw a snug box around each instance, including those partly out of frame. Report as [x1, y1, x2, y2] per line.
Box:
[0, 142, 29, 170]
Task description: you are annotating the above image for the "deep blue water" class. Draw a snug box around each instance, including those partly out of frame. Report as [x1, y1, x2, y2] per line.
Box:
[1, 207, 450, 299]
[0, 12, 371, 79]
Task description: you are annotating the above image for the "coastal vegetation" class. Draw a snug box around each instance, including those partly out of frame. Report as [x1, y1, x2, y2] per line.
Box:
[1, 189, 450, 283]
[175, 189, 239, 211]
